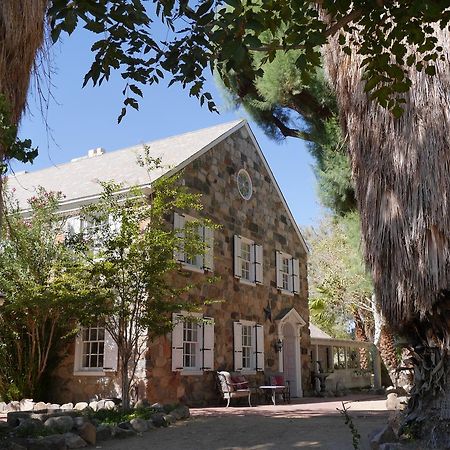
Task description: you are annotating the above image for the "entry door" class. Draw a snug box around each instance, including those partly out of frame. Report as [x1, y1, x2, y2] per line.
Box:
[283, 322, 298, 396]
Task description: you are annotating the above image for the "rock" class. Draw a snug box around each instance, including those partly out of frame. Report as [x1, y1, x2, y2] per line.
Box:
[163, 414, 175, 425]
[88, 401, 98, 412]
[77, 421, 96, 445]
[73, 402, 88, 411]
[19, 399, 35, 411]
[151, 402, 164, 412]
[135, 399, 150, 409]
[0, 401, 6, 412]
[95, 400, 106, 410]
[9, 442, 27, 450]
[370, 425, 398, 450]
[64, 433, 87, 449]
[130, 418, 148, 433]
[150, 412, 167, 427]
[15, 418, 45, 436]
[104, 400, 116, 410]
[27, 434, 67, 450]
[49, 404, 61, 410]
[386, 393, 401, 411]
[112, 426, 135, 439]
[118, 421, 132, 430]
[379, 444, 405, 450]
[146, 420, 157, 431]
[171, 405, 190, 420]
[72, 416, 88, 429]
[5, 401, 20, 412]
[60, 403, 73, 411]
[96, 424, 112, 442]
[33, 402, 48, 411]
[44, 416, 74, 434]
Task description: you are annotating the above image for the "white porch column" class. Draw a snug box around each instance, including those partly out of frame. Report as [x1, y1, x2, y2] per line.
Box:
[313, 344, 319, 373]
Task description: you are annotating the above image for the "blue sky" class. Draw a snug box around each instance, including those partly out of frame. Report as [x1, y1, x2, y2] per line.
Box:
[15, 29, 325, 227]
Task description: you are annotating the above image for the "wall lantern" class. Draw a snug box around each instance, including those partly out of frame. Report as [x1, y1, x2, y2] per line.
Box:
[274, 338, 284, 353]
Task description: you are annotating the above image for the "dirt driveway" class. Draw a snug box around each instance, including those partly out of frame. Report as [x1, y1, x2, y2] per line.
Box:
[99, 395, 388, 450]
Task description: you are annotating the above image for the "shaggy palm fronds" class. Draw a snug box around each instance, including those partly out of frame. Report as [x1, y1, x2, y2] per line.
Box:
[323, 27, 450, 330]
[0, 1, 48, 125]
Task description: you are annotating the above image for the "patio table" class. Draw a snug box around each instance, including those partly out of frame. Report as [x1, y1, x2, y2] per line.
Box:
[259, 385, 287, 405]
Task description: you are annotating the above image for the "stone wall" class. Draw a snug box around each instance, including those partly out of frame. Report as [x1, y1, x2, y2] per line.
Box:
[50, 125, 310, 406]
[147, 126, 310, 406]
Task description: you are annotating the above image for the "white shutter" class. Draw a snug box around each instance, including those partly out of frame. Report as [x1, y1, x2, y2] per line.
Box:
[292, 258, 300, 294]
[254, 244, 263, 284]
[276, 251, 283, 289]
[103, 329, 118, 371]
[173, 213, 186, 263]
[202, 318, 214, 371]
[108, 214, 122, 235]
[65, 216, 81, 236]
[255, 324, 265, 372]
[171, 313, 184, 371]
[203, 227, 214, 272]
[234, 235, 242, 278]
[233, 322, 243, 371]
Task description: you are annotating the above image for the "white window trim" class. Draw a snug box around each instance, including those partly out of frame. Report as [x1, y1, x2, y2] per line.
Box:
[174, 213, 214, 274]
[74, 326, 117, 377]
[172, 312, 215, 375]
[234, 235, 263, 285]
[233, 320, 264, 374]
[276, 251, 300, 296]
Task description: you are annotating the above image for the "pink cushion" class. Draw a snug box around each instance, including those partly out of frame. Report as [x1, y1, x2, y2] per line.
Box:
[231, 375, 249, 389]
[271, 375, 285, 386]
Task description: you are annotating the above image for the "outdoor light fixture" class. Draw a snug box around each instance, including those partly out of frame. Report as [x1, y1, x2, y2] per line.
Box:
[0, 292, 5, 307]
[274, 338, 284, 353]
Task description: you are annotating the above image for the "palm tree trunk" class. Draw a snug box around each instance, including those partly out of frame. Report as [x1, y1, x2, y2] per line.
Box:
[0, 1, 48, 218]
[323, 26, 450, 446]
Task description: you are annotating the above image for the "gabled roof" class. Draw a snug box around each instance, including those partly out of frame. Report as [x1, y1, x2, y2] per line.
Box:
[8, 120, 308, 252]
[309, 323, 333, 340]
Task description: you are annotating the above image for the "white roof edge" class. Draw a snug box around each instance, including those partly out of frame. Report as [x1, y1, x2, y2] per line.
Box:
[242, 122, 309, 254]
[310, 337, 374, 347]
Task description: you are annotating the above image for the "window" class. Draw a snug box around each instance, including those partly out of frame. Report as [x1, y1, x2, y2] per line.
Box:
[74, 326, 118, 376]
[233, 235, 263, 284]
[333, 346, 347, 370]
[82, 326, 105, 370]
[173, 213, 214, 272]
[276, 251, 300, 294]
[172, 313, 215, 374]
[233, 321, 264, 373]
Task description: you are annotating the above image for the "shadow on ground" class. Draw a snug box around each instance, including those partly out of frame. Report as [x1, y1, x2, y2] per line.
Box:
[101, 396, 388, 450]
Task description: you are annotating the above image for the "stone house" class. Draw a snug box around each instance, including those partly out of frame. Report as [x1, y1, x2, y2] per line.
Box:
[9, 120, 310, 406]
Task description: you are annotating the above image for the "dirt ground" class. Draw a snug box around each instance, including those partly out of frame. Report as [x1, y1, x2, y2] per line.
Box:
[99, 395, 388, 450]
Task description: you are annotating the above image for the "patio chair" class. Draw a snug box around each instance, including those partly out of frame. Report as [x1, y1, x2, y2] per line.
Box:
[269, 374, 291, 404]
[216, 371, 252, 407]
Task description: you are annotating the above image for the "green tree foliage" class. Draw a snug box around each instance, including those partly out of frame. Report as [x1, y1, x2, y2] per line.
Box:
[0, 188, 106, 400]
[304, 213, 373, 339]
[71, 153, 217, 410]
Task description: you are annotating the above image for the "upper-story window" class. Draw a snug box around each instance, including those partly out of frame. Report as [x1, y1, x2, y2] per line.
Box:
[173, 212, 214, 273]
[233, 235, 263, 285]
[276, 251, 300, 295]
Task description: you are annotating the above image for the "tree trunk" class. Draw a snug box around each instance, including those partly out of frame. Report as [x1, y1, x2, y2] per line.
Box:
[120, 356, 131, 411]
[0, 1, 48, 216]
[323, 24, 450, 446]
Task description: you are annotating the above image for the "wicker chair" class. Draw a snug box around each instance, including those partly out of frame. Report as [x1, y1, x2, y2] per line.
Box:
[217, 371, 252, 407]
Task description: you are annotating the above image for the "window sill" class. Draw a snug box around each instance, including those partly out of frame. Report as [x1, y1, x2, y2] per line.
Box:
[239, 278, 256, 287]
[278, 289, 295, 297]
[240, 369, 257, 375]
[182, 263, 205, 274]
[180, 370, 204, 376]
[73, 370, 107, 377]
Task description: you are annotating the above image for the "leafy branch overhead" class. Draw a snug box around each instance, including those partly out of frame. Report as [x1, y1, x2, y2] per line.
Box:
[47, 0, 449, 120]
